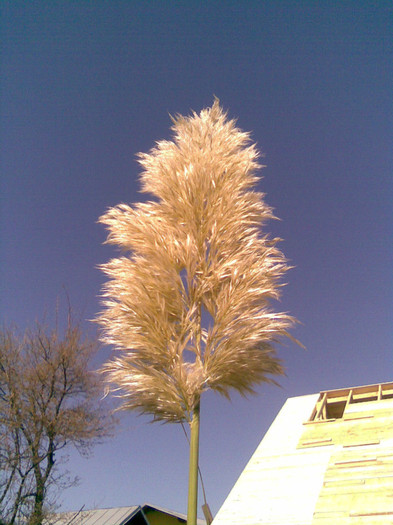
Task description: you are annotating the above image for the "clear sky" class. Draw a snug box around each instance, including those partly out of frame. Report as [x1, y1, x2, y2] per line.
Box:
[1, 0, 392, 519]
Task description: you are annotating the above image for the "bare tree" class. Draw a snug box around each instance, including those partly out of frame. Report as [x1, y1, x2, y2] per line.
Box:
[97, 100, 296, 524]
[0, 316, 113, 525]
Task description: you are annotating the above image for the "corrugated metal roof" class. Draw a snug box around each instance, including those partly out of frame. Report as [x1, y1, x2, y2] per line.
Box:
[50, 504, 206, 525]
[50, 506, 140, 525]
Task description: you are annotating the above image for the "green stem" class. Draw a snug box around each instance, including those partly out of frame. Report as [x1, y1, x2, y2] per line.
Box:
[187, 398, 200, 525]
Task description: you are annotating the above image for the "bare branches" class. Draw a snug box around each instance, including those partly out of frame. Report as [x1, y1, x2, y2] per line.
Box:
[97, 100, 296, 424]
[0, 320, 114, 525]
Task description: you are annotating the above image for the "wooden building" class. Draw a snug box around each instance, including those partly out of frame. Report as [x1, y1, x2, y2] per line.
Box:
[213, 382, 393, 524]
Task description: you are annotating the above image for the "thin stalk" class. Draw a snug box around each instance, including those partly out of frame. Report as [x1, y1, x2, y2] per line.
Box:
[187, 398, 200, 525]
[186, 298, 202, 525]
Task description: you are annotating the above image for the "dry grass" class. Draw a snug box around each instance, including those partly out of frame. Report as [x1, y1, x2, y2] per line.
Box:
[97, 100, 295, 423]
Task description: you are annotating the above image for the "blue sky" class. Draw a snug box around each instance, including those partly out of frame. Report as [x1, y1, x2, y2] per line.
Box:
[1, 0, 392, 518]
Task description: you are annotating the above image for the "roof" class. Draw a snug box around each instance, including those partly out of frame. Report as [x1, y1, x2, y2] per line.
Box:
[49, 506, 141, 525]
[50, 504, 206, 525]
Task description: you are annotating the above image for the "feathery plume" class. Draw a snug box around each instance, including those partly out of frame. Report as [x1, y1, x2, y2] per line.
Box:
[98, 99, 294, 424]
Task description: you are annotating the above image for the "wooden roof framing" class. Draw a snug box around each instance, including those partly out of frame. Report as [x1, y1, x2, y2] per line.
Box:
[213, 381, 393, 525]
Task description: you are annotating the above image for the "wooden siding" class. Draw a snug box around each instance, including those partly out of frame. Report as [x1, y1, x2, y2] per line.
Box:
[213, 383, 393, 525]
[299, 396, 393, 524]
[212, 394, 326, 525]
